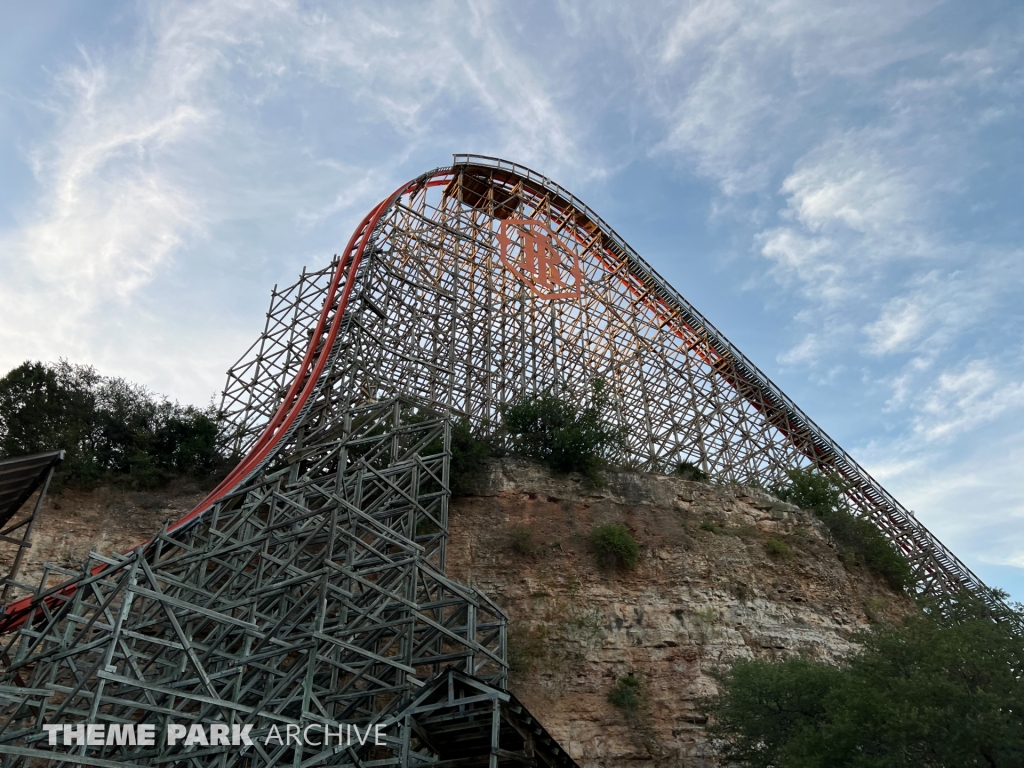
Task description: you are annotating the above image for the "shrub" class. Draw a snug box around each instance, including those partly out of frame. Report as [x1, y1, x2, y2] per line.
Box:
[705, 595, 1024, 767]
[591, 523, 640, 569]
[864, 596, 886, 624]
[773, 467, 843, 515]
[397, 410, 494, 493]
[449, 417, 493, 495]
[674, 460, 708, 481]
[764, 537, 791, 560]
[608, 674, 644, 716]
[824, 507, 913, 590]
[508, 624, 548, 675]
[501, 379, 622, 477]
[775, 469, 912, 591]
[731, 581, 752, 601]
[700, 519, 723, 534]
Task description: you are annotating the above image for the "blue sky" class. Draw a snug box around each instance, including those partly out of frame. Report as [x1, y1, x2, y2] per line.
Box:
[2, 1, 1022, 599]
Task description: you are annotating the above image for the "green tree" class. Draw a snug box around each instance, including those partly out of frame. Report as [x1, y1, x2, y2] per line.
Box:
[501, 380, 622, 476]
[608, 674, 645, 718]
[0, 361, 102, 480]
[775, 469, 912, 591]
[674, 460, 708, 481]
[151, 405, 220, 474]
[0, 360, 223, 487]
[774, 468, 844, 518]
[449, 417, 493, 494]
[707, 595, 1024, 767]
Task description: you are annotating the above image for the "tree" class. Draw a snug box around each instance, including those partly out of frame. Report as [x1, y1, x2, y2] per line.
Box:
[775, 469, 912, 591]
[0, 361, 103, 481]
[674, 460, 708, 481]
[449, 417, 493, 495]
[0, 360, 223, 487]
[591, 523, 640, 569]
[501, 380, 622, 476]
[707, 595, 1024, 767]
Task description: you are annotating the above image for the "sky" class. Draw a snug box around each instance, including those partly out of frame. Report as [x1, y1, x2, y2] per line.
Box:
[1, 0, 1022, 599]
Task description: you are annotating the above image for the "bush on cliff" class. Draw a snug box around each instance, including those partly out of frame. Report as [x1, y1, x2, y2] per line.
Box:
[500, 379, 622, 477]
[449, 417, 494, 494]
[591, 523, 640, 569]
[775, 468, 913, 591]
[706, 594, 1024, 767]
[674, 460, 708, 481]
[0, 360, 224, 488]
[608, 674, 645, 719]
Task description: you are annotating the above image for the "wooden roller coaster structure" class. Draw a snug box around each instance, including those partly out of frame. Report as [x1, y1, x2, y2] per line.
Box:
[0, 155, 1001, 767]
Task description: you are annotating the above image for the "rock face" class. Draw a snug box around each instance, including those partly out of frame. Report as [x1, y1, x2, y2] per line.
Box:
[4, 461, 912, 767]
[445, 458, 914, 768]
[0, 483, 207, 599]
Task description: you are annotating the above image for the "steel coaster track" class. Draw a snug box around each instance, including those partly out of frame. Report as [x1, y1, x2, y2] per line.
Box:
[0, 170, 445, 631]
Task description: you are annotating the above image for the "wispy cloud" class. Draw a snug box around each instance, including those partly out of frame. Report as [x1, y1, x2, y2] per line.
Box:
[650, 0, 932, 195]
[4, 44, 211, 296]
[912, 360, 1024, 442]
[0, 0, 583, 402]
[861, 265, 1013, 358]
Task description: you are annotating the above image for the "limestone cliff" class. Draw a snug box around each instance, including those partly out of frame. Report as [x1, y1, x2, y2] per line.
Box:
[0, 483, 206, 598]
[2, 461, 912, 767]
[446, 458, 914, 768]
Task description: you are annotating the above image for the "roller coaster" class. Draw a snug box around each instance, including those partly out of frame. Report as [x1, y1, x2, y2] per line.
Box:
[0, 155, 999, 767]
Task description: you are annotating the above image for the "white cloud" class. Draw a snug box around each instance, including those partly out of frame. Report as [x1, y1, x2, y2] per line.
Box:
[780, 144, 919, 237]
[280, 1, 579, 170]
[650, 0, 932, 195]
[859, 426, 1024, 586]
[912, 360, 1024, 443]
[756, 227, 846, 300]
[2, 50, 209, 304]
[753, 132, 934, 303]
[660, 0, 741, 64]
[776, 331, 825, 367]
[864, 298, 927, 355]
[0, 0, 584, 404]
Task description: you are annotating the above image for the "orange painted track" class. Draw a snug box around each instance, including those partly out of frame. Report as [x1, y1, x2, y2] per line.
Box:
[0, 169, 453, 633]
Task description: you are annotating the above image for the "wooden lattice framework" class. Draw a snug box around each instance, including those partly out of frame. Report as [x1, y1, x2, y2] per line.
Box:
[221, 154, 994, 603]
[0, 153, 1002, 766]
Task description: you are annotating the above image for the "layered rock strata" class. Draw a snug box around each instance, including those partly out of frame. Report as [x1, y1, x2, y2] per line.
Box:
[446, 458, 913, 768]
[3, 461, 911, 766]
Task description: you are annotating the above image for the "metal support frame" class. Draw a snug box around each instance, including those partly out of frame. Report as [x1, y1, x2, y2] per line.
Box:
[218, 262, 340, 459]
[394, 669, 576, 768]
[0, 401, 508, 766]
[0, 451, 64, 603]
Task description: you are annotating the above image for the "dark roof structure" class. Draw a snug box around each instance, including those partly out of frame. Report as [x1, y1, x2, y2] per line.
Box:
[396, 669, 579, 768]
[0, 451, 63, 530]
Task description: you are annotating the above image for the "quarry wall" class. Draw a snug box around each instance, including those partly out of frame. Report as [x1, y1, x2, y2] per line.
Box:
[447, 458, 913, 767]
[1, 459, 913, 767]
